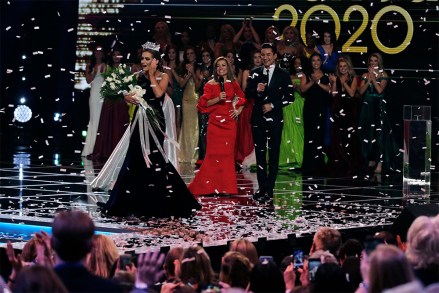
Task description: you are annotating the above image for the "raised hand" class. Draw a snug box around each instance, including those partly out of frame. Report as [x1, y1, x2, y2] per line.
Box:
[115, 257, 137, 274]
[149, 59, 159, 74]
[396, 235, 407, 252]
[6, 240, 24, 286]
[6, 241, 23, 272]
[242, 18, 248, 27]
[298, 259, 310, 287]
[136, 251, 166, 287]
[34, 231, 54, 266]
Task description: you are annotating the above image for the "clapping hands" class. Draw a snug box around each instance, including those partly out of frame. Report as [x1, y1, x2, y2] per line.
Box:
[34, 231, 54, 266]
[185, 63, 194, 75]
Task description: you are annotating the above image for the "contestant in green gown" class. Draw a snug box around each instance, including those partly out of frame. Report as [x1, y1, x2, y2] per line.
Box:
[278, 57, 306, 171]
[358, 53, 398, 173]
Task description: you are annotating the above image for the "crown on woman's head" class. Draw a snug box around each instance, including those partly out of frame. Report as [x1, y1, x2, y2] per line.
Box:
[141, 41, 160, 52]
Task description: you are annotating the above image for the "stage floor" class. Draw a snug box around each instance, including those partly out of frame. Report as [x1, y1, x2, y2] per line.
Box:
[1, 150, 438, 253]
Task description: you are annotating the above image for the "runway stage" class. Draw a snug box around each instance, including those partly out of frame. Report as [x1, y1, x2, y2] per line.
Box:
[1, 146, 438, 262]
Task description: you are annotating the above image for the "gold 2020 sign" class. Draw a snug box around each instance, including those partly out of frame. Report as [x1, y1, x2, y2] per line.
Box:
[274, 4, 414, 55]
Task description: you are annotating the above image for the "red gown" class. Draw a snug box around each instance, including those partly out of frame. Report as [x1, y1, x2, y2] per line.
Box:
[90, 99, 129, 161]
[234, 98, 254, 164]
[188, 80, 246, 195]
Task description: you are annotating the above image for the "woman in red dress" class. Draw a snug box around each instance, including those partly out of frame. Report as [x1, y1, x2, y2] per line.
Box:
[235, 50, 261, 167]
[188, 57, 246, 195]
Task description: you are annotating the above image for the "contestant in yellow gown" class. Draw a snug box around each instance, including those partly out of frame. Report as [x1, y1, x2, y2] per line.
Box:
[178, 76, 199, 164]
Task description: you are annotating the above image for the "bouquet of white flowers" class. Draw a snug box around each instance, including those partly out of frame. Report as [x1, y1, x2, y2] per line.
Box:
[100, 64, 137, 101]
[100, 64, 162, 130]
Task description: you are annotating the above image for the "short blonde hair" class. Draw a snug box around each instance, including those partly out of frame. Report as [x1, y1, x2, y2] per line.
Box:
[313, 227, 342, 256]
[406, 215, 439, 269]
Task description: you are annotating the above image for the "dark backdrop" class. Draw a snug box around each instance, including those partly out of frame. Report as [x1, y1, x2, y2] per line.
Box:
[0, 0, 437, 165]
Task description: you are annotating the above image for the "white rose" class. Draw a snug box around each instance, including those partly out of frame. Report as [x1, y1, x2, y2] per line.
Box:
[128, 84, 146, 99]
[110, 83, 116, 90]
[106, 77, 113, 82]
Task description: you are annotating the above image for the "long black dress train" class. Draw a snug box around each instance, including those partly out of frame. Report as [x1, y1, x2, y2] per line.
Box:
[101, 74, 201, 218]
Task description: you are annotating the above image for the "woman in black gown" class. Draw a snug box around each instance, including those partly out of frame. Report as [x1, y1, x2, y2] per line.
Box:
[100, 45, 201, 218]
[300, 52, 332, 174]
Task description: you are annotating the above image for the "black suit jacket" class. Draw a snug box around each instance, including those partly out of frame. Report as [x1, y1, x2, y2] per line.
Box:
[245, 66, 294, 125]
[55, 263, 123, 293]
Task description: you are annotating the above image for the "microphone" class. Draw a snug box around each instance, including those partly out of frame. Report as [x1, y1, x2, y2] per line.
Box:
[219, 77, 225, 92]
[257, 69, 269, 98]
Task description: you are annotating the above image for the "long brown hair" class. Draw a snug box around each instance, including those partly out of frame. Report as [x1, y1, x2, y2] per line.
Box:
[179, 246, 216, 286]
[86, 234, 120, 279]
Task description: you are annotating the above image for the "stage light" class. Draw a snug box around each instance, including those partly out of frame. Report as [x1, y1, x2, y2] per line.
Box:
[82, 130, 87, 137]
[54, 153, 60, 166]
[14, 105, 32, 123]
[53, 112, 61, 122]
[22, 54, 26, 60]
[22, 76, 26, 81]
[20, 97, 26, 104]
[13, 153, 31, 167]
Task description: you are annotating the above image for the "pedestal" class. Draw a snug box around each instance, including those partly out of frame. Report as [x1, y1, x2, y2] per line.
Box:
[403, 105, 431, 197]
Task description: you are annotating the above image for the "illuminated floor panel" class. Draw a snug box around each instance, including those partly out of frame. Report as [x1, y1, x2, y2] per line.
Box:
[1, 152, 437, 253]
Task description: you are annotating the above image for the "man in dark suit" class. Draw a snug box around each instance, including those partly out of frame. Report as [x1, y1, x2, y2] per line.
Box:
[51, 210, 122, 293]
[245, 43, 294, 201]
